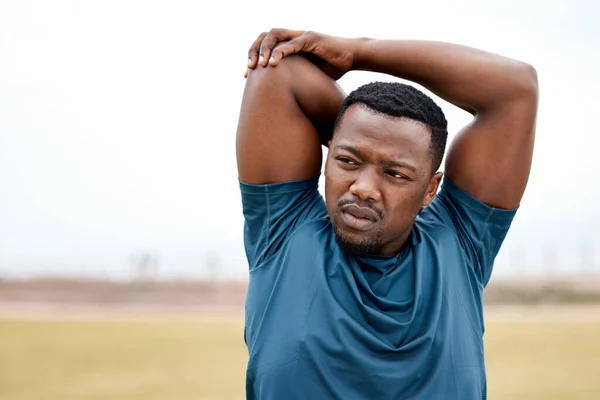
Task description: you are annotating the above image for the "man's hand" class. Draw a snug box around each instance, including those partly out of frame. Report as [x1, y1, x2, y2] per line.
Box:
[245, 29, 359, 80]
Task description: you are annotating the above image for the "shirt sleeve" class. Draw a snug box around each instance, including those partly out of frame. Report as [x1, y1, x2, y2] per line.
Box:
[239, 176, 327, 270]
[421, 177, 518, 287]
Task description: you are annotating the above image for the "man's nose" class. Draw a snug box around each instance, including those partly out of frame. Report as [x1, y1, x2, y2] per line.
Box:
[349, 168, 381, 202]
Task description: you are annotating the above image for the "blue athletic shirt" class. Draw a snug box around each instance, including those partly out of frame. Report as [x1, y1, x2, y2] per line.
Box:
[240, 175, 516, 400]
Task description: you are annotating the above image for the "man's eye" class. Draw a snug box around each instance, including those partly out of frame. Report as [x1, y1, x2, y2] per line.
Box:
[387, 171, 407, 180]
[338, 157, 357, 165]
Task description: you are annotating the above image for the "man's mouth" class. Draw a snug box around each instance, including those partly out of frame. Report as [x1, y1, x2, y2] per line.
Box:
[340, 204, 380, 231]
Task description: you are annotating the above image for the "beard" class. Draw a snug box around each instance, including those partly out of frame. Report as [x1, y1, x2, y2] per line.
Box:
[332, 211, 383, 255]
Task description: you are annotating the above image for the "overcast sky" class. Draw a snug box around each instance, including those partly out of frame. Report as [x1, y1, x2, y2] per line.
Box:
[0, 0, 598, 279]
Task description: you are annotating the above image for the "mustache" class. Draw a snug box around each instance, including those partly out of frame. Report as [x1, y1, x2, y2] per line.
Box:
[337, 198, 384, 220]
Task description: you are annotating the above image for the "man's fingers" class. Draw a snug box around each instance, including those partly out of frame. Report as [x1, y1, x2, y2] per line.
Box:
[258, 30, 284, 67]
[268, 37, 306, 67]
[248, 32, 267, 69]
[258, 29, 304, 67]
[247, 29, 305, 69]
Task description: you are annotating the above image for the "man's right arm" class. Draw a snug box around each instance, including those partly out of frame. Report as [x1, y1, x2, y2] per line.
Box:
[236, 55, 345, 185]
[237, 54, 345, 268]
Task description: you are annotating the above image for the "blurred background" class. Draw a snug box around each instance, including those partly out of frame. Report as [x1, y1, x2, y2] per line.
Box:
[0, 0, 599, 399]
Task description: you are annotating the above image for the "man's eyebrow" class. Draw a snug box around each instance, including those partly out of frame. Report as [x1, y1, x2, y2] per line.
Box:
[336, 144, 417, 172]
[336, 145, 366, 160]
[381, 159, 417, 173]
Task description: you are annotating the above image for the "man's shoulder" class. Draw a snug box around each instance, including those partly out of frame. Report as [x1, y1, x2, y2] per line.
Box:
[412, 212, 466, 259]
[415, 209, 455, 237]
[258, 217, 333, 271]
[286, 216, 332, 245]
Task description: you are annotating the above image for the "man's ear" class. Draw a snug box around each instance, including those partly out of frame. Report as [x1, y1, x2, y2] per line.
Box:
[421, 172, 443, 209]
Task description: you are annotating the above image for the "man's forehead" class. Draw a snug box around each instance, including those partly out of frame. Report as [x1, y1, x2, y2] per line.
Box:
[336, 106, 431, 150]
[333, 128, 431, 161]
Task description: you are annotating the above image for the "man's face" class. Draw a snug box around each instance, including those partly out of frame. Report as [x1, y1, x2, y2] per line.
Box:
[325, 104, 442, 256]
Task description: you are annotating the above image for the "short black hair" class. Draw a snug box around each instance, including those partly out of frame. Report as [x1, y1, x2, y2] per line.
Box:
[334, 82, 448, 173]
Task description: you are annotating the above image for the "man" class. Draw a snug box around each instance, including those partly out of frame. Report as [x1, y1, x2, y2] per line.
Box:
[236, 29, 537, 400]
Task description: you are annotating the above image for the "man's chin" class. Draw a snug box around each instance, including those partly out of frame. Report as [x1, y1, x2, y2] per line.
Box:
[333, 228, 379, 255]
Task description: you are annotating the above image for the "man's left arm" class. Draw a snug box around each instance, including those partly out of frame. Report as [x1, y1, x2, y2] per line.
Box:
[354, 40, 538, 208]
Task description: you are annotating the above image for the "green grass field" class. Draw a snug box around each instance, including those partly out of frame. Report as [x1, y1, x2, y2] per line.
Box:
[1, 312, 599, 399]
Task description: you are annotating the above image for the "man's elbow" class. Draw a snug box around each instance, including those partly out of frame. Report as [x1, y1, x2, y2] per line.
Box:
[245, 57, 293, 89]
[245, 55, 317, 89]
[516, 62, 539, 99]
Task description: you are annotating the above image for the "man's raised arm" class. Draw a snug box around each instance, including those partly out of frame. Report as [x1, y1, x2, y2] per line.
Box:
[258, 31, 538, 208]
[236, 46, 345, 185]
[353, 40, 538, 209]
